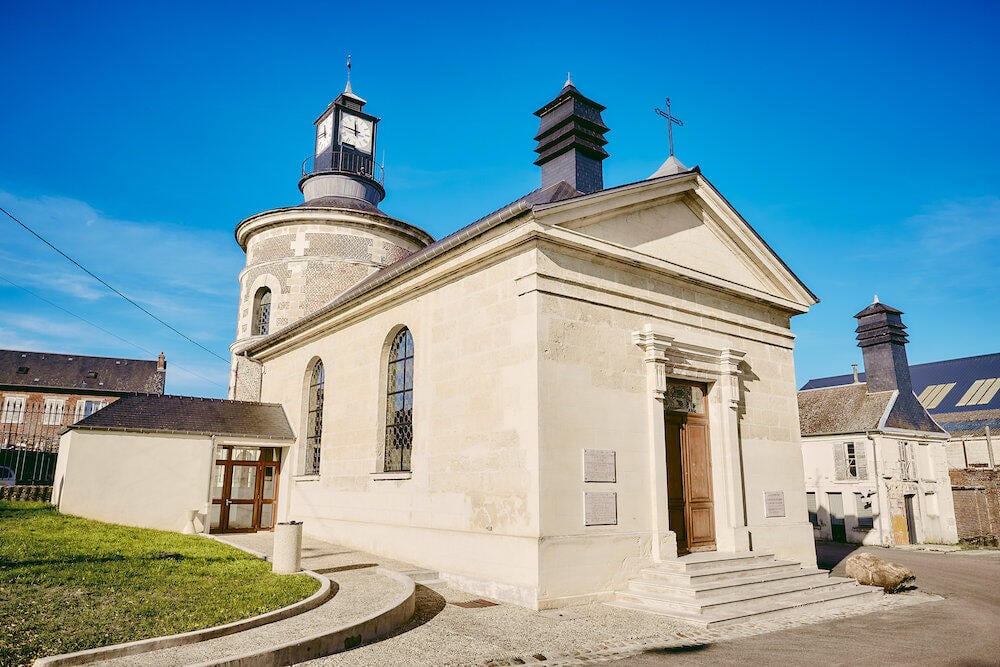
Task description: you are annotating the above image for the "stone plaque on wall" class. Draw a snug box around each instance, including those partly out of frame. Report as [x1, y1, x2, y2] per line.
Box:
[584, 449, 616, 483]
[585, 491, 618, 526]
[763, 491, 786, 518]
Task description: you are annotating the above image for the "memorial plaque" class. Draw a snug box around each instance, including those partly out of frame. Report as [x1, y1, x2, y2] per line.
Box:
[584, 449, 616, 483]
[763, 491, 786, 518]
[585, 491, 618, 526]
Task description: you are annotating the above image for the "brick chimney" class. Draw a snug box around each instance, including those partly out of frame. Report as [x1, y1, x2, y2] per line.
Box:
[533, 77, 609, 194]
[157, 352, 167, 372]
[854, 299, 913, 394]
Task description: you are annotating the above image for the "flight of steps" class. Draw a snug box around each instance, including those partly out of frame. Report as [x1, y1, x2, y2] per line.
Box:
[610, 551, 881, 626]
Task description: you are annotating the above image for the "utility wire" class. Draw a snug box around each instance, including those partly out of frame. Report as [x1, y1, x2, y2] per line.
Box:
[0, 271, 228, 390]
[0, 205, 230, 365]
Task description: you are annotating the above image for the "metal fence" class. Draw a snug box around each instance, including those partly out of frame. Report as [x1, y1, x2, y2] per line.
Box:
[0, 403, 79, 486]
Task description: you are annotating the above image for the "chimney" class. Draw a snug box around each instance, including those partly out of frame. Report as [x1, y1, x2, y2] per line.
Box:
[533, 77, 609, 194]
[851, 363, 859, 383]
[854, 300, 913, 394]
[157, 352, 167, 372]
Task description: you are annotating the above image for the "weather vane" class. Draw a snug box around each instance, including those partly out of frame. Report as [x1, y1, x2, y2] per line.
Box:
[654, 98, 684, 157]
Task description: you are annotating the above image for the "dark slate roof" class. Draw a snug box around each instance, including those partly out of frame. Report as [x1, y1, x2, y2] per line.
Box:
[798, 383, 946, 436]
[932, 409, 1000, 438]
[297, 195, 387, 216]
[801, 353, 1000, 416]
[68, 394, 294, 439]
[0, 350, 164, 394]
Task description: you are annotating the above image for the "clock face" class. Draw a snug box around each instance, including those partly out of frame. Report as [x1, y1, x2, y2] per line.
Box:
[316, 115, 333, 154]
[339, 113, 373, 153]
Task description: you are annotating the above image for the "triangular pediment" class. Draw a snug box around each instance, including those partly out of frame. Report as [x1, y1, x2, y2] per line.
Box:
[533, 173, 816, 309]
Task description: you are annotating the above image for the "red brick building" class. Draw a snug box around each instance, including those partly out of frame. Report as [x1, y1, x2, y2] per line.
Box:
[0, 349, 166, 483]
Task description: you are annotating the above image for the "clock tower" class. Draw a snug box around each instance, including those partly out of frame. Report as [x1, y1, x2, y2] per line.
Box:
[300, 80, 385, 207]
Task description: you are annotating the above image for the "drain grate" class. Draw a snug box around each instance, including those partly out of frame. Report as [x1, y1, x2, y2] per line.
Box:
[450, 598, 499, 608]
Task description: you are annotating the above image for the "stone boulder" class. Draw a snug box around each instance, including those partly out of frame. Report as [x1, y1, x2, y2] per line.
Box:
[844, 552, 915, 592]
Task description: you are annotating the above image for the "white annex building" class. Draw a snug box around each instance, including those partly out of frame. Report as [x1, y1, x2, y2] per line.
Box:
[798, 301, 958, 546]
[56, 77, 882, 617]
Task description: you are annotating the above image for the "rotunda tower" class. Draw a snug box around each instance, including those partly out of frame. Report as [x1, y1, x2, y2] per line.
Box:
[229, 77, 434, 400]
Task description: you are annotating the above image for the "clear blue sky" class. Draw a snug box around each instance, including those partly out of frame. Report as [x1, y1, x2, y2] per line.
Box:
[1, 0, 997, 397]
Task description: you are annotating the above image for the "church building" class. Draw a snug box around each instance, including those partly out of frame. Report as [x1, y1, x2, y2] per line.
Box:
[57, 75, 877, 617]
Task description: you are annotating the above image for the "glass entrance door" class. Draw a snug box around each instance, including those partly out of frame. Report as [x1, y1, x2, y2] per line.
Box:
[210, 446, 281, 533]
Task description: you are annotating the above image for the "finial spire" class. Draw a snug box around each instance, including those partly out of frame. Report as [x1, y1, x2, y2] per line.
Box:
[654, 97, 684, 157]
[565, 71, 572, 87]
[874, 294, 880, 304]
[345, 54, 353, 94]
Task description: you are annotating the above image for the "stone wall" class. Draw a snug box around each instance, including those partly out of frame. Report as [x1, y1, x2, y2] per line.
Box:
[950, 468, 1000, 546]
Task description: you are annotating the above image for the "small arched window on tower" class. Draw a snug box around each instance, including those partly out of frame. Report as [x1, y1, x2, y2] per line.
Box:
[305, 360, 324, 475]
[252, 287, 272, 336]
[384, 328, 414, 472]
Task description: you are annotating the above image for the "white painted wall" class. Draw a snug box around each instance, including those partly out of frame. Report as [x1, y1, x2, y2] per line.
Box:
[55, 430, 214, 532]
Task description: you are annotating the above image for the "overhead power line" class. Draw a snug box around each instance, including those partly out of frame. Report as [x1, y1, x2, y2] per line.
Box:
[0, 205, 231, 365]
[0, 271, 228, 390]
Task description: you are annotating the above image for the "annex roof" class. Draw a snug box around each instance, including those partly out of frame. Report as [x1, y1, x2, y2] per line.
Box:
[0, 350, 164, 395]
[67, 394, 294, 440]
[801, 353, 1000, 416]
[797, 382, 946, 437]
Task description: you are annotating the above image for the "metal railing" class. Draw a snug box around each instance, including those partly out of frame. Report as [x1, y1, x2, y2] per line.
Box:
[0, 403, 94, 486]
[301, 149, 384, 184]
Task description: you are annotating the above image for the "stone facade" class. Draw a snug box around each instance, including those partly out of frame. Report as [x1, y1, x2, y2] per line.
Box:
[243, 167, 820, 609]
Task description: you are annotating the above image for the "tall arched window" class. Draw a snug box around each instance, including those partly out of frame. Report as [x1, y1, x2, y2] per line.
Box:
[384, 328, 413, 472]
[305, 360, 324, 475]
[253, 287, 272, 336]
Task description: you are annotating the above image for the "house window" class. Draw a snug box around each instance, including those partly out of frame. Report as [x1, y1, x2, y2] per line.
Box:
[384, 328, 414, 472]
[855, 492, 874, 529]
[74, 399, 107, 422]
[253, 288, 272, 336]
[42, 398, 65, 426]
[305, 360, 324, 475]
[806, 492, 819, 528]
[2, 396, 26, 424]
[836, 441, 867, 480]
[898, 440, 916, 480]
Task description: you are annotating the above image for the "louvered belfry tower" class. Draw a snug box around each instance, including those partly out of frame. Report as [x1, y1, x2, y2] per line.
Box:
[229, 74, 433, 400]
[533, 77, 610, 194]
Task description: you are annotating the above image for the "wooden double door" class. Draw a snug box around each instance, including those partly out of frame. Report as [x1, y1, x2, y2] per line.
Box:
[664, 383, 716, 554]
[210, 446, 281, 533]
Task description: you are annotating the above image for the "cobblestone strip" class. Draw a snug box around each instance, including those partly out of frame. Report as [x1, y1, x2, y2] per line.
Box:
[466, 592, 939, 666]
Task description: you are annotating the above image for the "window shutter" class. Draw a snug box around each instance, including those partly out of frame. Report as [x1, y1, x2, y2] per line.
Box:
[833, 443, 847, 480]
[855, 443, 868, 480]
[74, 400, 86, 422]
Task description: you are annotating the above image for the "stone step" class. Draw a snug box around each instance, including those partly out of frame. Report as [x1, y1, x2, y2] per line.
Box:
[628, 568, 833, 600]
[652, 551, 775, 573]
[622, 575, 859, 615]
[640, 559, 804, 586]
[610, 582, 881, 626]
[400, 569, 444, 585]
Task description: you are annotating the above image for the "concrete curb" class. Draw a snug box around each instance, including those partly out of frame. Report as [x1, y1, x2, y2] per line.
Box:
[33, 553, 332, 666]
[191, 567, 417, 667]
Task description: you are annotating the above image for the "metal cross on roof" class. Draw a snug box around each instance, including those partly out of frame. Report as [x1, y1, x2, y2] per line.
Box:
[654, 98, 684, 157]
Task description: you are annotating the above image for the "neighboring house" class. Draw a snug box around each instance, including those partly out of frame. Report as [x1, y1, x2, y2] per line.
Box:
[798, 301, 958, 546]
[1, 349, 166, 484]
[804, 352, 999, 545]
[57, 77, 879, 617]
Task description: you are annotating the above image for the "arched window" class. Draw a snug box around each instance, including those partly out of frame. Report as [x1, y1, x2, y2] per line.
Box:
[253, 287, 272, 336]
[305, 360, 324, 475]
[384, 328, 413, 472]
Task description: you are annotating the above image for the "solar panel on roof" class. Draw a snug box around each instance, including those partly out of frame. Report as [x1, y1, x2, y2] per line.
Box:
[956, 378, 1000, 407]
[917, 383, 956, 409]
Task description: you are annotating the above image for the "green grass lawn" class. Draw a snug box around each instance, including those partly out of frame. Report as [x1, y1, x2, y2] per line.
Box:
[0, 502, 319, 667]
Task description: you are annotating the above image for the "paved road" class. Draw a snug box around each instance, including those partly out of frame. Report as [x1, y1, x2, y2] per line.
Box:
[612, 543, 1000, 667]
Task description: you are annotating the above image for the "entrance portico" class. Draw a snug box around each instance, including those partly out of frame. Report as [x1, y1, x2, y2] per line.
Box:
[633, 324, 750, 561]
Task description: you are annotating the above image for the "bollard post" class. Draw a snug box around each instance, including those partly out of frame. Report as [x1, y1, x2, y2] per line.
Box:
[272, 521, 303, 574]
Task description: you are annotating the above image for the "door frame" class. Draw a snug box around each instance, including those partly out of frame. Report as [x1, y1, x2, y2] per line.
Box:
[664, 380, 716, 554]
[211, 446, 281, 534]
